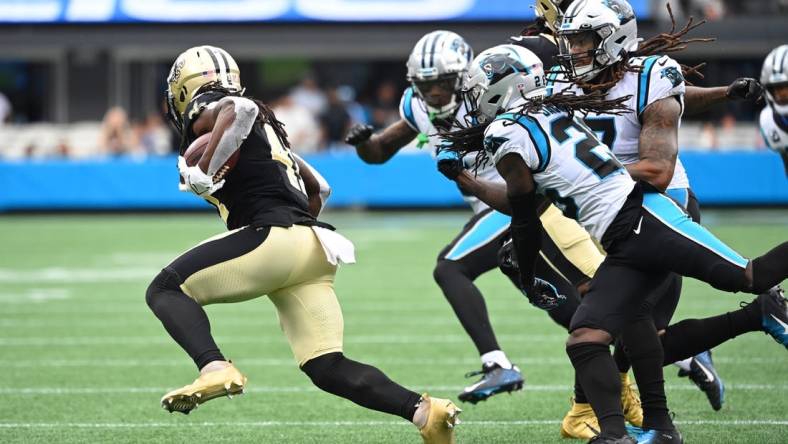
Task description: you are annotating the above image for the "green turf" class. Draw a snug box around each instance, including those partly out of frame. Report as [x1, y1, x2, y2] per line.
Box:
[0, 210, 786, 443]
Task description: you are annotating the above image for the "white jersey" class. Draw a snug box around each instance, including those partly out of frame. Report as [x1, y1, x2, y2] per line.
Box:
[485, 105, 635, 241]
[759, 105, 788, 153]
[548, 55, 690, 190]
[399, 87, 504, 213]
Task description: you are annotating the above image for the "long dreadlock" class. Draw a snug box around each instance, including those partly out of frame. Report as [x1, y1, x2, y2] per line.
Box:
[191, 83, 291, 150]
[441, 89, 631, 174]
[571, 2, 714, 92]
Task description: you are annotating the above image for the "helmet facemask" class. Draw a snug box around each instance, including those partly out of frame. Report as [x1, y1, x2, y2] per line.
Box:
[557, 28, 613, 81]
[412, 73, 463, 119]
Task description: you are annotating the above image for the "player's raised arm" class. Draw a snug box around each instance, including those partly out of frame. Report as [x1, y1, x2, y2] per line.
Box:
[629, 96, 682, 191]
[683, 79, 763, 116]
[345, 119, 418, 164]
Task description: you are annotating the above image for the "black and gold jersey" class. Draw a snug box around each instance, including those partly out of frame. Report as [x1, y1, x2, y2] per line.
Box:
[181, 90, 316, 230]
[508, 34, 560, 69]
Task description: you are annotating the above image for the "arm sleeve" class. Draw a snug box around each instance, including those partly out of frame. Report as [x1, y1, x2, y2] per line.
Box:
[398, 87, 420, 132]
[760, 107, 788, 152]
[487, 118, 543, 171]
[636, 56, 686, 117]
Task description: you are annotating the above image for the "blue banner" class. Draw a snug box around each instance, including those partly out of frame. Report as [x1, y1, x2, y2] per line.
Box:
[0, 0, 651, 23]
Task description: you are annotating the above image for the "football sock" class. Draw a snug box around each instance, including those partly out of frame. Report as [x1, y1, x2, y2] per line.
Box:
[751, 242, 788, 293]
[301, 352, 422, 422]
[480, 350, 513, 369]
[660, 301, 761, 364]
[573, 374, 589, 404]
[146, 268, 225, 369]
[434, 259, 500, 354]
[566, 342, 625, 437]
[622, 319, 672, 431]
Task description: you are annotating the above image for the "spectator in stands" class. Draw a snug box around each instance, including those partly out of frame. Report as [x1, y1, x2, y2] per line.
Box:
[336, 85, 370, 126]
[134, 112, 171, 156]
[319, 87, 352, 148]
[0, 91, 11, 125]
[290, 75, 327, 116]
[98, 106, 135, 156]
[370, 80, 400, 129]
[272, 94, 322, 154]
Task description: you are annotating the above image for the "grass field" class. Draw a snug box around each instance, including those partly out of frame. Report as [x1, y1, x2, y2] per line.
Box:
[0, 210, 786, 443]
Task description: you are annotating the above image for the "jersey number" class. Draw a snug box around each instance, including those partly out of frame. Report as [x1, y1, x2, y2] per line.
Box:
[550, 116, 623, 179]
[582, 117, 616, 148]
[264, 125, 307, 196]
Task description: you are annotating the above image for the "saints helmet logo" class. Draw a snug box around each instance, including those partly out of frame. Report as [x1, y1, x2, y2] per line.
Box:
[660, 66, 684, 88]
[168, 58, 185, 85]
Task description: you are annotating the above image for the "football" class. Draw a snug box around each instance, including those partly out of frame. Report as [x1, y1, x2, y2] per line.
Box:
[183, 132, 240, 183]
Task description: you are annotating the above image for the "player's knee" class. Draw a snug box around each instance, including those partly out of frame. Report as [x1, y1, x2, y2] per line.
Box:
[300, 352, 344, 389]
[567, 327, 612, 346]
[433, 259, 463, 285]
[709, 262, 750, 293]
[145, 268, 181, 309]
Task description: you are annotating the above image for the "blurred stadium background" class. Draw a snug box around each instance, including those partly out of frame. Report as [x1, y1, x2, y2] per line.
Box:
[0, 1, 786, 443]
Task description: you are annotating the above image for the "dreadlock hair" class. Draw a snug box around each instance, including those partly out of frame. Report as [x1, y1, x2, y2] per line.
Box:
[441, 89, 631, 174]
[192, 82, 291, 150]
[571, 2, 714, 92]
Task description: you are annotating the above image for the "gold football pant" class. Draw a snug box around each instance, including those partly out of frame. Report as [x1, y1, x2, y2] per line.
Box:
[539, 204, 604, 286]
[165, 224, 343, 366]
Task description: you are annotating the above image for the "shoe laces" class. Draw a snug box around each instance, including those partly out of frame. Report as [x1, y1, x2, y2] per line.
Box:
[464, 363, 499, 378]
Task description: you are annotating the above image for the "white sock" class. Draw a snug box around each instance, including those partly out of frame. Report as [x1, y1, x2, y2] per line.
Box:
[674, 357, 693, 372]
[480, 350, 513, 369]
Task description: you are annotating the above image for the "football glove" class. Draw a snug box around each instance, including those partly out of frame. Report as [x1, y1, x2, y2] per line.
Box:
[177, 156, 225, 196]
[344, 124, 374, 146]
[436, 148, 464, 180]
[498, 239, 565, 310]
[726, 78, 763, 101]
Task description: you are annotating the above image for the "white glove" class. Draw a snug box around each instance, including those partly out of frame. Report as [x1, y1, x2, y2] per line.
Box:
[177, 156, 225, 196]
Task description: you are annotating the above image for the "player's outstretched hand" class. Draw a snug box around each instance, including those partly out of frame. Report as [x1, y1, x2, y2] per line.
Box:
[436, 148, 463, 180]
[523, 278, 566, 311]
[727, 78, 763, 101]
[345, 124, 374, 146]
[177, 156, 225, 196]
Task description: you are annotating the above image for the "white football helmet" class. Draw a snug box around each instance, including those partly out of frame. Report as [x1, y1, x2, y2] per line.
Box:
[556, 0, 639, 81]
[761, 45, 788, 115]
[461, 44, 546, 125]
[406, 30, 474, 118]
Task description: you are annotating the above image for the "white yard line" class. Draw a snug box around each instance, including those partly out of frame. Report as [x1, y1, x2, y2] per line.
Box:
[0, 419, 786, 428]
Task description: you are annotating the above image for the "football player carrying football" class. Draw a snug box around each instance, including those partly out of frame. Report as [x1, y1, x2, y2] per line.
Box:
[345, 30, 616, 406]
[442, 40, 788, 444]
[146, 45, 460, 444]
[759, 44, 788, 176]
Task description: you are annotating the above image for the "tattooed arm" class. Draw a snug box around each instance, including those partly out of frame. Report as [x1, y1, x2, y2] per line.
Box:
[629, 96, 682, 192]
[347, 120, 418, 164]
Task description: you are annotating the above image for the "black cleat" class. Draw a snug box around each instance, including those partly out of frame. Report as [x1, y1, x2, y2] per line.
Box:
[457, 363, 524, 404]
[756, 286, 788, 349]
[588, 435, 637, 444]
[677, 350, 724, 411]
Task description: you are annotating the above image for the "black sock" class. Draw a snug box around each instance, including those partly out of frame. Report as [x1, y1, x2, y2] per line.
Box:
[566, 342, 625, 437]
[613, 339, 631, 373]
[752, 242, 788, 293]
[146, 268, 225, 369]
[661, 301, 762, 364]
[622, 319, 672, 431]
[301, 352, 422, 421]
[574, 374, 589, 404]
[434, 260, 500, 354]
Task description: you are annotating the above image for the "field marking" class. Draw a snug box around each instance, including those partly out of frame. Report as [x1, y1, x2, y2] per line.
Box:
[0, 419, 786, 428]
[0, 267, 157, 283]
[3, 384, 788, 395]
[0, 289, 70, 304]
[0, 356, 783, 368]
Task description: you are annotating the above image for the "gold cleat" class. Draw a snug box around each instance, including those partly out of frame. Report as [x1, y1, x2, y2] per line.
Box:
[419, 394, 461, 444]
[560, 397, 599, 439]
[160, 362, 247, 414]
[620, 372, 643, 428]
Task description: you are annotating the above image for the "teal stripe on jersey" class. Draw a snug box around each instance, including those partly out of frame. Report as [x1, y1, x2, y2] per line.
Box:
[444, 211, 511, 261]
[638, 56, 660, 116]
[401, 87, 418, 130]
[666, 187, 689, 209]
[545, 66, 562, 98]
[497, 113, 551, 172]
[642, 192, 748, 268]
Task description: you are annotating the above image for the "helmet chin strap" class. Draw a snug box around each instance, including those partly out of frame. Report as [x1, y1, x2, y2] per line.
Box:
[426, 95, 460, 120]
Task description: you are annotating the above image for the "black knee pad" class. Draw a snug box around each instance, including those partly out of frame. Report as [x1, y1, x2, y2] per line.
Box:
[433, 259, 465, 286]
[145, 267, 183, 308]
[300, 352, 344, 387]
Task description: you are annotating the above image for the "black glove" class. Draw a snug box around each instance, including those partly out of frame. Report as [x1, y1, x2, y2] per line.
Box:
[726, 78, 763, 101]
[344, 124, 374, 146]
[498, 239, 566, 310]
[436, 148, 464, 180]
